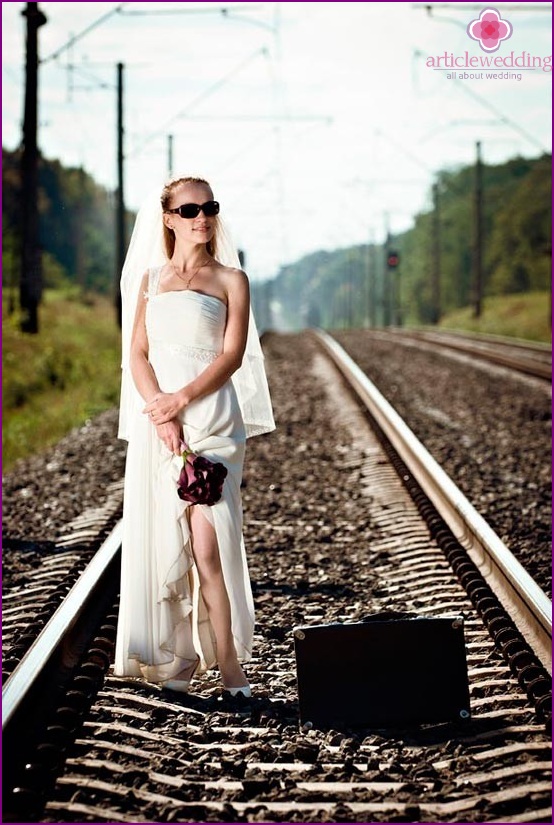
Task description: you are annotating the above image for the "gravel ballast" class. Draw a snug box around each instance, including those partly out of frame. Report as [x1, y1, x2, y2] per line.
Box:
[4, 330, 549, 600]
[5, 332, 551, 825]
[333, 330, 552, 596]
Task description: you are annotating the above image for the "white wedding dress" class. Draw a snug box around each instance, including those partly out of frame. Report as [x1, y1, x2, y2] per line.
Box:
[114, 266, 254, 683]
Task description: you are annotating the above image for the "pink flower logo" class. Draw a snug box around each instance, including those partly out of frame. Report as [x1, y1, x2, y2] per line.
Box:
[467, 7, 513, 53]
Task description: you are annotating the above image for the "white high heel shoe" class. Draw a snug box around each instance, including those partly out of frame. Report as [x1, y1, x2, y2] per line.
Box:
[224, 684, 251, 698]
[161, 659, 199, 693]
[161, 679, 190, 693]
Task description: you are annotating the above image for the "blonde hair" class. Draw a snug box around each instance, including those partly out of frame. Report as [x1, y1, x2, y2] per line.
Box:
[160, 176, 221, 260]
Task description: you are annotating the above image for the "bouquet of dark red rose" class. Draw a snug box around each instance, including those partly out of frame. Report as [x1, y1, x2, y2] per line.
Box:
[177, 442, 228, 506]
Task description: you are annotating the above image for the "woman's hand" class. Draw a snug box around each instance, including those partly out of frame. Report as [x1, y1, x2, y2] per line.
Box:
[154, 419, 183, 455]
[143, 391, 187, 425]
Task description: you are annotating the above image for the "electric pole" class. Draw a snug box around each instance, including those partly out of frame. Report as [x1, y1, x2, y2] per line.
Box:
[115, 62, 125, 327]
[20, 2, 47, 333]
[369, 235, 378, 328]
[347, 248, 354, 328]
[168, 134, 174, 178]
[431, 182, 441, 324]
[383, 219, 392, 326]
[76, 167, 85, 292]
[472, 140, 483, 318]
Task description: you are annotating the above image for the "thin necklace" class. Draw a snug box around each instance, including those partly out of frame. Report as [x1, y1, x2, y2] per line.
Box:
[171, 258, 209, 291]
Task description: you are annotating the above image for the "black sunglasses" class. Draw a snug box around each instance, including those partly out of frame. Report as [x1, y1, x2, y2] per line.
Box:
[165, 200, 220, 219]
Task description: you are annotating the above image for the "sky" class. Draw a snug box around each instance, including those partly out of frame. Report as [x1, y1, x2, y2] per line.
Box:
[2, 1, 552, 281]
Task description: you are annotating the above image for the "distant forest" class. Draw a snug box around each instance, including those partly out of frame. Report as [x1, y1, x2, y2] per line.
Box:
[2, 147, 551, 330]
[267, 152, 552, 330]
[2, 147, 121, 297]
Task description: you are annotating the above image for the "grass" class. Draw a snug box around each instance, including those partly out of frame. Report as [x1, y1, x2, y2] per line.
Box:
[2, 291, 122, 472]
[437, 291, 552, 343]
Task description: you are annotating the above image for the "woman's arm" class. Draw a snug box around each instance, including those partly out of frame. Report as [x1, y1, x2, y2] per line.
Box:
[144, 269, 250, 425]
[129, 272, 162, 402]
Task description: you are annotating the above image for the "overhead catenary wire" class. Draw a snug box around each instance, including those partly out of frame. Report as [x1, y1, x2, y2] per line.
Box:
[119, 4, 265, 17]
[412, 3, 550, 11]
[65, 63, 115, 91]
[375, 128, 434, 174]
[451, 77, 549, 153]
[127, 47, 270, 159]
[41, 3, 129, 64]
[411, 48, 549, 155]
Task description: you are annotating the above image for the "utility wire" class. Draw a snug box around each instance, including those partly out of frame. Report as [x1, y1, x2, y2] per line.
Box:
[452, 77, 549, 153]
[156, 115, 332, 122]
[412, 3, 550, 11]
[412, 49, 549, 154]
[119, 4, 264, 16]
[127, 47, 269, 158]
[375, 128, 433, 173]
[66, 64, 115, 91]
[418, 119, 501, 143]
[41, 3, 129, 64]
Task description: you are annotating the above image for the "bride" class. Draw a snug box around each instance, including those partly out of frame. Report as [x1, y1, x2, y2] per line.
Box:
[114, 176, 275, 696]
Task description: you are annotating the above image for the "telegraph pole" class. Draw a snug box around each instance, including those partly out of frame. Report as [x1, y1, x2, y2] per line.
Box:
[472, 140, 483, 318]
[369, 237, 378, 328]
[76, 167, 85, 291]
[347, 249, 354, 328]
[383, 217, 392, 326]
[167, 134, 174, 178]
[366, 230, 377, 328]
[431, 182, 441, 324]
[20, 2, 47, 333]
[115, 62, 125, 327]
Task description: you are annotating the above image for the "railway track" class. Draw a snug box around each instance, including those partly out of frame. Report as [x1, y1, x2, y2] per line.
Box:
[2, 479, 124, 680]
[373, 328, 551, 382]
[2, 332, 551, 823]
[315, 330, 551, 673]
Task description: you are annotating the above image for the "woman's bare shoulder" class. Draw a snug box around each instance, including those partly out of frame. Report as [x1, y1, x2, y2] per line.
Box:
[214, 261, 248, 280]
[214, 262, 249, 294]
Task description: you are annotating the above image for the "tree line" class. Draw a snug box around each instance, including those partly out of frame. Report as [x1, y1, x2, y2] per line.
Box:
[2, 147, 121, 299]
[3, 147, 550, 330]
[263, 152, 551, 330]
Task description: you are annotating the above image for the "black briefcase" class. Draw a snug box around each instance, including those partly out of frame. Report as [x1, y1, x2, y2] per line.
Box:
[293, 614, 471, 728]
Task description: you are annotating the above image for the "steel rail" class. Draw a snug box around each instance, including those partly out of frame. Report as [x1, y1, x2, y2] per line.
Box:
[2, 521, 122, 734]
[410, 327, 551, 355]
[315, 330, 552, 673]
[385, 329, 551, 380]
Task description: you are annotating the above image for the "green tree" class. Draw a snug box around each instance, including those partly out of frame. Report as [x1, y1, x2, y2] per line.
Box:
[487, 155, 551, 294]
[2, 147, 127, 296]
